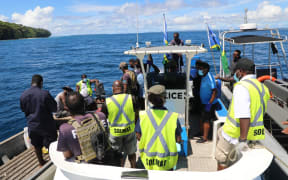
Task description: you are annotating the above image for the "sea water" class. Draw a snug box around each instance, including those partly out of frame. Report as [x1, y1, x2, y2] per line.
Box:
[0, 30, 288, 141]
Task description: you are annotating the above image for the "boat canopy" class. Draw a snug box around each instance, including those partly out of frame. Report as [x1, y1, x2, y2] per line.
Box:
[124, 45, 207, 134]
[225, 35, 285, 45]
[124, 45, 206, 56]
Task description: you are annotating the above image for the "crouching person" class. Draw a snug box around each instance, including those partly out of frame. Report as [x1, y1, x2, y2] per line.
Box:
[136, 85, 182, 170]
[57, 92, 119, 165]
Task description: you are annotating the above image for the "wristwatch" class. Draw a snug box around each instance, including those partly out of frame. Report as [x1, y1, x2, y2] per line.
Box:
[239, 138, 247, 143]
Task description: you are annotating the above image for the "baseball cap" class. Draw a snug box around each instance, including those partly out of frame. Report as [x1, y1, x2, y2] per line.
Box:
[148, 85, 166, 96]
[235, 58, 255, 72]
[62, 86, 73, 92]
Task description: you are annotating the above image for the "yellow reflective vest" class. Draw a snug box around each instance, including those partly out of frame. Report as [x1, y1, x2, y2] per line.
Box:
[223, 78, 270, 140]
[139, 109, 178, 170]
[76, 79, 93, 96]
[106, 94, 135, 137]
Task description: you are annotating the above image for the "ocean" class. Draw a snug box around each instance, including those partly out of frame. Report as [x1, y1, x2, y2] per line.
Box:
[0, 30, 287, 141]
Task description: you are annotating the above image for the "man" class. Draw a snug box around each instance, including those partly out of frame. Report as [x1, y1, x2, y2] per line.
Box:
[20, 74, 57, 166]
[119, 62, 138, 96]
[55, 86, 73, 117]
[216, 50, 242, 82]
[101, 80, 137, 168]
[136, 85, 181, 170]
[197, 61, 218, 143]
[170, 32, 184, 71]
[76, 74, 99, 105]
[215, 58, 270, 170]
[57, 92, 109, 161]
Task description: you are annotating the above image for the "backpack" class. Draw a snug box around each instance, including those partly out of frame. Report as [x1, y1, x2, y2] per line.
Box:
[68, 113, 109, 163]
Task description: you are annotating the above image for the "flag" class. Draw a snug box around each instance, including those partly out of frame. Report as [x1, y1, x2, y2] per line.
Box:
[221, 50, 230, 75]
[162, 14, 169, 64]
[207, 25, 220, 51]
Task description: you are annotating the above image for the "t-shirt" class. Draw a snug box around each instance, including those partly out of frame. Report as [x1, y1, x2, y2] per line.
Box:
[121, 71, 137, 95]
[57, 112, 107, 157]
[20, 86, 57, 135]
[200, 72, 217, 105]
[80, 82, 89, 97]
[55, 92, 64, 112]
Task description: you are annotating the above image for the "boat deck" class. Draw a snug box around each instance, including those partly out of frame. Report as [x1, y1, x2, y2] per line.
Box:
[124, 139, 217, 172]
[0, 148, 50, 180]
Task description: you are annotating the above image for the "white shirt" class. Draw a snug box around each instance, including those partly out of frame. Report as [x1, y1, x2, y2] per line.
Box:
[80, 82, 89, 97]
[222, 74, 256, 144]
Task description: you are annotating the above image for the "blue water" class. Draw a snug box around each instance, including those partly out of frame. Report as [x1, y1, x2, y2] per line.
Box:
[0, 30, 288, 141]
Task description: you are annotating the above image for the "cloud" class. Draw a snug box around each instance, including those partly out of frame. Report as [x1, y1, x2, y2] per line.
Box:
[0, 15, 9, 22]
[248, 1, 283, 21]
[69, 4, 117, 13]
[11, 6, 54, 29]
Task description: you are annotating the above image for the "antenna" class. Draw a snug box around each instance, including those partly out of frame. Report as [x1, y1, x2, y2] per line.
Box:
[244, 8, 248, 24]
[136, 0, 139, 48]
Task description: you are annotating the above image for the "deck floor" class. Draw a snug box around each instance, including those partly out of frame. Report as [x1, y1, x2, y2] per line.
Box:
[0, 148, 50, 180]
[124, 139, 217, 172]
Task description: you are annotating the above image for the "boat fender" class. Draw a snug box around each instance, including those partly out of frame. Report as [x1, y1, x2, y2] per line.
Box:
[257, 75, 276, 98]
[23, 127, 32, 149]
[257, 75, 276, 82]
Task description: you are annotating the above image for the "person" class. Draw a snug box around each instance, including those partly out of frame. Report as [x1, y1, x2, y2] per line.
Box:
[76, 74, 99, 105]
[119, 62, 138, 96]
[129, 59, 136, 71]
[57, 92, 110, 162]
[196, 61, 218, 143]
[282, 121, 288, 135]
[215, 58, 270, 170]
[55, 86, 73, 117]
[170, 32, 184, 71]
[20, 74, 57, 166]
[101, 80, 137, 168]
[136, 85, 182, 170]
[216, 50, 242, 83]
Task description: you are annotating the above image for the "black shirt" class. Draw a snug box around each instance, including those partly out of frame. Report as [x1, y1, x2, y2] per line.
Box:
[20, 86, 57, 135]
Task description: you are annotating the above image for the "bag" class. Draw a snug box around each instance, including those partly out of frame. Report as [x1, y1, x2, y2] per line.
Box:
[68, 113, 109, 163]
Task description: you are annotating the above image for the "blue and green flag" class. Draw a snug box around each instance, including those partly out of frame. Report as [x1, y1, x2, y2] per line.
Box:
[207, 25, 220, 50]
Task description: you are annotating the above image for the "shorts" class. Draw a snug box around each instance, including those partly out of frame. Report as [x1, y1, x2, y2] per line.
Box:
[109, 132, 137, 155]
[215, 127, 235, 166]
[29, 131, 57, 148]
[201, 103, 217, 123]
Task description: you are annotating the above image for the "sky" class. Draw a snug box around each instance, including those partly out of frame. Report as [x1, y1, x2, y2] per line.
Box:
[0, 0, 288, 36]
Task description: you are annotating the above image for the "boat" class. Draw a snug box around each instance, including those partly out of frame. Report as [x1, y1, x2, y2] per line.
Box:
[1, 14, 288, 180]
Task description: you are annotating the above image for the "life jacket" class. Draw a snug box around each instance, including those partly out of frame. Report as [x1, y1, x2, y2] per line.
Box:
[68, 113, 109, 162]
[106, 94, 135, 137]
[77, 79, 93, 96]
[223, 79, 270, 140]
[139, 109, 178, 170]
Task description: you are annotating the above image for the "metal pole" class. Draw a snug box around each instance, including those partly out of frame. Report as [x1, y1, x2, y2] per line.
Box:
[269, 43, 272, 79]
[211, 49, 217, 74]
[185, 53, 194, 138]
[136, 54, 147, 109]
[252, 44, 254, 61]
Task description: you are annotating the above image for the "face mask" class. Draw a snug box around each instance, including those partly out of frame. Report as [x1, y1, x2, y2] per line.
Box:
[233, 73, 240, 82]
[198, 70, 204, 76]
[82, 78, 87, 83]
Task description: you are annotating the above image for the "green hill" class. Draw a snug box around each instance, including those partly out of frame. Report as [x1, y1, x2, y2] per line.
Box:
[0, 21, 51, 40]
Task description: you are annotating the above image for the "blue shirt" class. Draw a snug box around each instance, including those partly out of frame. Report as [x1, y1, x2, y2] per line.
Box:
[200, 72, 217, 105]
[137, 73, 144, 97]
[20, 86, 57, 135]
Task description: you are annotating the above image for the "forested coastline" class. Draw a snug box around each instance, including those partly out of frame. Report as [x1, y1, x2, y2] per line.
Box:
[0, 21, 51, 40]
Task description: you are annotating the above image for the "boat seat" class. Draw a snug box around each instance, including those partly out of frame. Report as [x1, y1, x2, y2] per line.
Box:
[0, 148, 50, 180]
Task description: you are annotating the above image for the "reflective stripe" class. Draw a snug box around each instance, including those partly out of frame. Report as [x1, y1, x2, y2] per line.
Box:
[226, 79, 265, 128]
[139, 149, 178, 157]
[109, 94, 132, 127]
[243, 79, 265, 126]
[139, 110, 175, 158]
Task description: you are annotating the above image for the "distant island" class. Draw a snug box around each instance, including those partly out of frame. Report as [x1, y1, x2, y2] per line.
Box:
[0, 21, 51, 40]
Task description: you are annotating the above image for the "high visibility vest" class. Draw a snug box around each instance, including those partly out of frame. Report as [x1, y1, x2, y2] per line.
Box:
[223, 78, 270, 140]
[106, 94, 135, 137]
[77, 79, 93, 96]
[139, 109, 178, 170]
